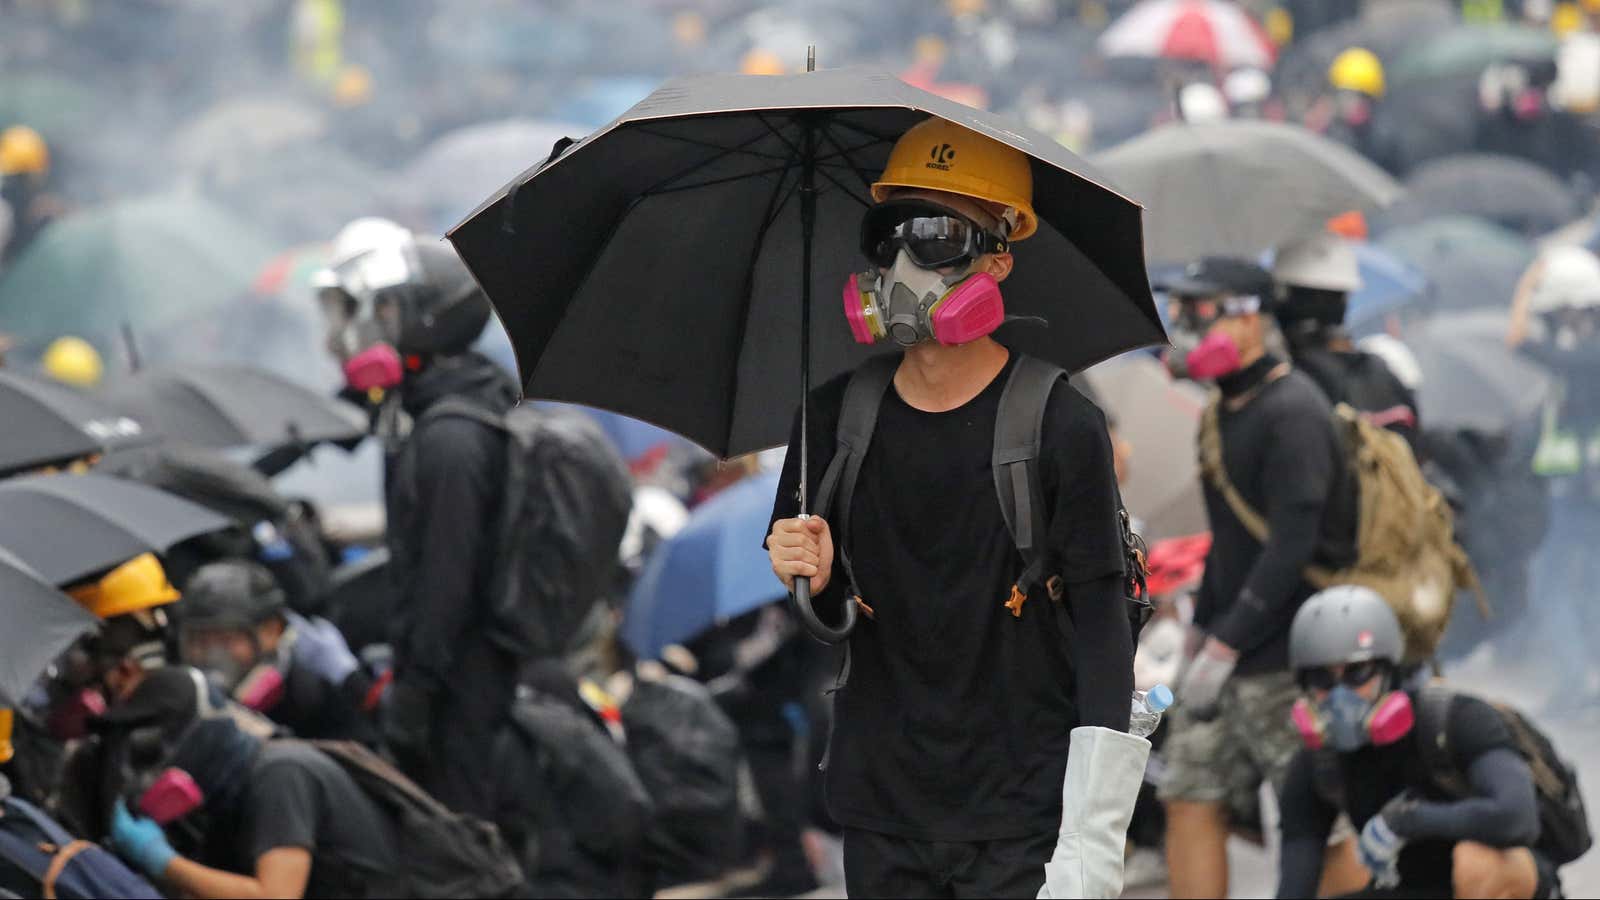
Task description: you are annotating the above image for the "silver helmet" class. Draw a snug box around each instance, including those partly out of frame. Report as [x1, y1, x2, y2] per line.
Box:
[1289, 585, 1404, 672]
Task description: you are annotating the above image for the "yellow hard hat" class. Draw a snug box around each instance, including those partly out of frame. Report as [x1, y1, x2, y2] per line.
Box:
[870, 117, 1038, 241]
[0, 125, 49, 176]
[331, 63, 373, 108]
[68, 553, 181, 620]
[1552, 3, 1585, 36]
[0, 708, 12, 765]
[42, 336, 104, 388]
[1330, 48, 1386, 98]
[740, 49, 786, 76]
[1265, 7, 1294, 46]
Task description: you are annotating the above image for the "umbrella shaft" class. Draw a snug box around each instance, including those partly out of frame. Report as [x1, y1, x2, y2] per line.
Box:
[798, 117, 818, 515]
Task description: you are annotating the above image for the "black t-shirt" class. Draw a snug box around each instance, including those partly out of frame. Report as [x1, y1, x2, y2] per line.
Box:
[770, 352, 1126, 841]
[232, 742, 401, 899]
[1279, 694, 1519, 895]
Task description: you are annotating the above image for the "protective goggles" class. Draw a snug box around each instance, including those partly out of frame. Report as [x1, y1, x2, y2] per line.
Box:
[1297, 659, 1387, 693]
[1170, 294, 1262, 332]
[860, 200, 1009, 270]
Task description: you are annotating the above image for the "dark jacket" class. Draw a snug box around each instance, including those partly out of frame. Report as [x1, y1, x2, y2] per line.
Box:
[1292, 345, 1421, 453]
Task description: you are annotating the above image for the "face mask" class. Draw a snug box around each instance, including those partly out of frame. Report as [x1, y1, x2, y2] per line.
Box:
[137, 767, 205, 825]
[843, 249, 1005, 348]
[1317, 685, 1372, 751]
[1184, 331, 1243, 380]
[1292, 684, 1415, 752]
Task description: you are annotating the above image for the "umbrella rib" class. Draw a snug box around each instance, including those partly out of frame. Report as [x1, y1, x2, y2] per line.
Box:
[751, 113, 866, 209]
[816, 121, 881, 198]
[644, 161, 801, 196]
[637, 127, 795, 197]
[629, 124, 793, 163]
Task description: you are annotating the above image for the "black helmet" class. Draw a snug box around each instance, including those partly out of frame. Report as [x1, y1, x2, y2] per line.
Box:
[181, 560, 286, 632]
[374, 240, 492, 356]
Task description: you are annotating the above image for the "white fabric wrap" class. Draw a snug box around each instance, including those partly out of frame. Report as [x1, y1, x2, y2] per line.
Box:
[1037, 725, 1151, 899]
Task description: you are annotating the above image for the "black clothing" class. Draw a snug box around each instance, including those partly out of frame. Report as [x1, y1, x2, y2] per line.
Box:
[1197, 361, 1357, 675]
[842, 827, 1054, 899]
[1292, 345, 1421, 452]
[385, 352, 520, 817]
[223, 741, 403, 900]
[269, 661, 377, 745]
[1277, 693, 1540, 899]
[770, 351, 1131, 842]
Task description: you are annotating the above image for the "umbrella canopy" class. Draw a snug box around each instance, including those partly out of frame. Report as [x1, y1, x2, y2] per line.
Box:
[1406, 310, 1553, 433]
[1081, 355, 1208, 542]
[171, 94, 329, 175]
[0, 372, 159, 476]
[0, 192, 279, 344]
[0, 472, 230, 586]
[400, 118, 589, 233]
[1376, 216, 1534, 313]
[1346, 243, 1430, 336]
[1098, 0, 1276, 71]
[623, 470, 786, 658]
[1391, 23, 1558, 87]
[1095, 120, 1402, 265]
[201, 144, 396, 244]
[97, 365, 365, 472]
[448, 66, 1163, 459]
[0, 74, 107, 142]
[1380, 154, 1581, 237]
[0, 546, 98, 707]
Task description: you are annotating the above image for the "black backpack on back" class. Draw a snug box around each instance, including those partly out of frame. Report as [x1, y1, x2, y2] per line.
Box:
[304, 739, 525, 899]
[419, 401, 634, 659]
[816, 353, 1151, 638]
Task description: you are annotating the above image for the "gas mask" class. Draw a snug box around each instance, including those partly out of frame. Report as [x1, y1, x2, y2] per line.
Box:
[1164, 294, 1258, 381]
[1291, 664, 1415, 752]
[318, 240, 421, 391]
[844, 250, 1004, 347]
[182, 628, 290, 715]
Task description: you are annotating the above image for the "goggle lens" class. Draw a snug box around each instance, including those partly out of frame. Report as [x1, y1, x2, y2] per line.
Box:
[1299, 660, 1385, 692]
[861, 202, 1004, 269]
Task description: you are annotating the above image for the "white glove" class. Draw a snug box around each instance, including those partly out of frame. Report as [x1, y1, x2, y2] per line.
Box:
[1037, 726, 1152, 899]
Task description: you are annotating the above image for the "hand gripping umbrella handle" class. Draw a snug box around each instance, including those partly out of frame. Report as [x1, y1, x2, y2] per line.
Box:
[791, 574, 858, 645]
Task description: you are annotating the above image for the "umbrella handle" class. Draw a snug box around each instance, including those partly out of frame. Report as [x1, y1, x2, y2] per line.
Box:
[790, 576, 858, 645]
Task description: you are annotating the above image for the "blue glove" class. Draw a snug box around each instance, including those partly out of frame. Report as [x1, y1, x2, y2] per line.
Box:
[109, 800, 176, 877]
[1358, 811, 1406, 889]
[288, 613, 360, 686]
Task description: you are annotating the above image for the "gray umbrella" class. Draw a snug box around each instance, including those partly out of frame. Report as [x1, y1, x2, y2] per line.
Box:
[1380, 154, 1581, 237]
[0, 473, 230, 586]
[1094, 120, 1402, 265]
[0, 372, 159, 477]
[447, 64, 1163, 643]
[0, 546, 97, 706]
[1407, 310, 1552, 433]
[1376, 216, 1534, 313]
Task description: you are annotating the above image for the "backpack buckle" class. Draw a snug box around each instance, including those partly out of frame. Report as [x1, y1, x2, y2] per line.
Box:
[1004, 584, 1028, 618]
[852, 595, 876, 620]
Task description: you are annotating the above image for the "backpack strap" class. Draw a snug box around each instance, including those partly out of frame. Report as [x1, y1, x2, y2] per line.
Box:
[418, 397, 509, 433]
[814, 354, 900, 613]
[0, 797, 71, 887]
[1197, 396, 1272, 544]
[1413, 685, 1472, 798]
[42, 840, 94, 900]
[993, 355, 1067, 617]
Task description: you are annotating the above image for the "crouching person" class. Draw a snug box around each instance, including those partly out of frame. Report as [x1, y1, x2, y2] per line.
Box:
[1278, 586, 1581, 899]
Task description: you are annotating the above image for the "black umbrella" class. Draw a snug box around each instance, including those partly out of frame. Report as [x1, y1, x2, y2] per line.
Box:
[0, 546, 98, 706]
[0, 372, 159, 477]
[0, 473, 231, 586]
[1407, 310, 1553, 433]
[1379, 154, 1581, 236]
[98, 365, 366, 475]
[447, 64, 1163, 642]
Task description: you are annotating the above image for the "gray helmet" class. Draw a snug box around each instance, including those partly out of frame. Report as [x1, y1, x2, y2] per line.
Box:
[181, 560, 286, 631]
[1288, 585, 1404, 671]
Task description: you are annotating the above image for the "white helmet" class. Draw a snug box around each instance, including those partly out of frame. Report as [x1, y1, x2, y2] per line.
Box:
[1224, 68, 1272, 107]
[1274, 233, 1363, 293]
[1178, 83, 1229, 124]
[311, 217, 415, 290]
[1528, 245, 1600, 315]
[1357, 334, 1423, 391]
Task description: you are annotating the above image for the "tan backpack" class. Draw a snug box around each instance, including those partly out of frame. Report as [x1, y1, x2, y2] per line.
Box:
[1198, 397, 1481, 664]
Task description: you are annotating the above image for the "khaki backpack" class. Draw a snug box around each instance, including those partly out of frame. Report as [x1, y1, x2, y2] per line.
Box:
[1198, 397, 1481, 664]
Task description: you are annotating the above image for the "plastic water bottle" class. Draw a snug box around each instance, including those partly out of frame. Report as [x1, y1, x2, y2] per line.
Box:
[1130, 684, 1174, 738]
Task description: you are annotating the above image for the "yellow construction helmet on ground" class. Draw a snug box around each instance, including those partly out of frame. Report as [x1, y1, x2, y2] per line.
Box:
[1330, 48, 1386, 98]
[42, 336, 104, 388]
[871, 118, 1038, 240]
[68, 553, 181, 620]
[0, 125, 49, 176]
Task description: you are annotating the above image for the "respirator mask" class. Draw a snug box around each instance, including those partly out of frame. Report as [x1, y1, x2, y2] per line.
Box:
[1164, 293, 1259, 381]
[318, 239, 423, 392]
[844, 200, 1010, 347]
[1290, 660, 1415, 752]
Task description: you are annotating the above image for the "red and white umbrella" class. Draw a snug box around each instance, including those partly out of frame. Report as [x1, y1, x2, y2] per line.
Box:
[1099, 0, 1276, 71]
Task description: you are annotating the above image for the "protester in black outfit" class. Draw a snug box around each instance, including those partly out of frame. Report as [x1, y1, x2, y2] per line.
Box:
[178, 559, 376, 744]
[313, 227, 515, 818]
[1278, 586, 1559, 899]
[1158, 257, 1363, 898]
[766, 119, 1132, 899]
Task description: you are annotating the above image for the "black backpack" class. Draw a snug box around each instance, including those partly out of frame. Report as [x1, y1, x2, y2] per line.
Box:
[303, 740, 525, 899]
[816, 353, 1151, 638]
[419, 401, 634, 659]
[1412, 688, 1593, 866]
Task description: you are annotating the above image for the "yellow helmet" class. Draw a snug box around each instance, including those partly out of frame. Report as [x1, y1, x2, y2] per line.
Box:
[0, 125, 49, 176]
[68, 553, 181, 620]
[871, 117, 1038, 241]
[1265, 7, 1294, 47]
[0, 708, 12, 765]
[331, 63, 373, 108]
[1552, 3, 1585, 37]
[1330, 48, 1386, 98]
[740, 49, 786, 76]
[42, 336, 104, 388]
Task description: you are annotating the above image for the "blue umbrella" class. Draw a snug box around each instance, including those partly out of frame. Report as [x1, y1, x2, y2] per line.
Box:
[1346, 244, 1429, 338]
[623, 470, 784, 658]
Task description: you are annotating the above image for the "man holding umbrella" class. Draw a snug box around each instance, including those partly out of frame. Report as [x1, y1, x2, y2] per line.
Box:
[766, 119, 1136, 898]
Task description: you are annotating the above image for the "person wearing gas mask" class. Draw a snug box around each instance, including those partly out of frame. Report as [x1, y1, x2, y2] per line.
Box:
[1511, 245, 1600, 499]
[315, 224, 516, 818]
[1277, 586, 1565, 900]
[765, 118, 1135, 898]
[99, 667, 402, 900]
[1156, 257, 1363, 899]
[178, 559, 375, 745]
[1272, 232, 1421, 453]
